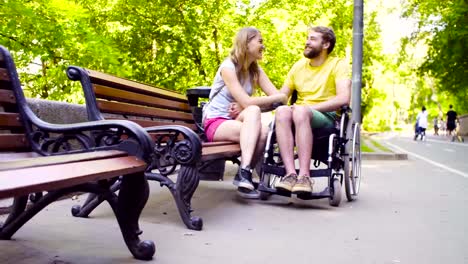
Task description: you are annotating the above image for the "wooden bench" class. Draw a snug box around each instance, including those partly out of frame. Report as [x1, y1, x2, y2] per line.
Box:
[66, 66, 241, 231]
[0, 45, 156, 260]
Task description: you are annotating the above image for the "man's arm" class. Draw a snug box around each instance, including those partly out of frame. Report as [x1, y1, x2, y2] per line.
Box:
[310, 79, 351, 112]
[279, 83, 292, 98]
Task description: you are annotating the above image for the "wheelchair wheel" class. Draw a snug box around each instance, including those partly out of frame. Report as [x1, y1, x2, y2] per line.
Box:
[329, 178, 342, 206]
[344, 122, 362, 201]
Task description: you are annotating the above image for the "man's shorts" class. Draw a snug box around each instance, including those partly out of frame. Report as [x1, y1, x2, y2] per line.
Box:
[447, 121, 456, 132]
[308, 108, 337, 128]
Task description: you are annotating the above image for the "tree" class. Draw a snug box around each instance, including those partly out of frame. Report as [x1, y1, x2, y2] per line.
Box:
[402, 0, 468, 113]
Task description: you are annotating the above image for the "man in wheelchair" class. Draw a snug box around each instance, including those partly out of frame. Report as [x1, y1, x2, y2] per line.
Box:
[274, 26, 351, 195]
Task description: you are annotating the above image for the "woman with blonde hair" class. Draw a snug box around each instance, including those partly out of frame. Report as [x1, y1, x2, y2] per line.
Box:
[203, 27, 287, 198]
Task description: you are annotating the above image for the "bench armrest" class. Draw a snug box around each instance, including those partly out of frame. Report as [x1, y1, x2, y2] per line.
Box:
[26, 110, 155, 164]
[186, 86, 211, 107]
[144, 125, 202, 166]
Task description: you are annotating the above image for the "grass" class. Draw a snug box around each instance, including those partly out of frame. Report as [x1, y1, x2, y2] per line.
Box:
[360, 139, 374, 152]
[368, 137, 392, 152]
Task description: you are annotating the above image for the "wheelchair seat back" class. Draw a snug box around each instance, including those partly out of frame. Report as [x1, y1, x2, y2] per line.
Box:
[311, 126, 339, 163]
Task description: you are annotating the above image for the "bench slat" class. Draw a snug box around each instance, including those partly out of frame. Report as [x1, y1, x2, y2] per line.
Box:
[87, 69, 188, 102]
[0, 89, 16, 104]
[0, 68, 9, 81]
[0, 134, 29, 150]
[0, 155, 147, 199]
[94, 84, 191, 112]
[202, 141, 238, 147]
[201, 143, 241, 161]
[106, 117, 197, 130]
[0, 150, 129, 171]
[0, 112, 22, 128]
[97, 100, 195, 123]
[0, 152, 39, 161]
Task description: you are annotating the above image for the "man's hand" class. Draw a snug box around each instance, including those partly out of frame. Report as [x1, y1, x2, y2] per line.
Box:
[228, 102, 241, 119]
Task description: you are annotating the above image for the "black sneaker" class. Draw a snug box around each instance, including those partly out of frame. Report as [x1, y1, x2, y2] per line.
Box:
[233, 167, 254, 191]
[237, 188, 260, 199]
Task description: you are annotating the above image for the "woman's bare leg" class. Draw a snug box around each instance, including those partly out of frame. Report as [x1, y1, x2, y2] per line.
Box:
[213, 105, 262, 168]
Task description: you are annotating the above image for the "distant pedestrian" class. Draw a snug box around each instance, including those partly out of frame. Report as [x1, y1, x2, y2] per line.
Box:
[446, 105, 458, 136]
[414, 106, 428, 141]
[433, 117, 439, 135]
[439, 118, 446, 136]
[452, 119, 464, 142]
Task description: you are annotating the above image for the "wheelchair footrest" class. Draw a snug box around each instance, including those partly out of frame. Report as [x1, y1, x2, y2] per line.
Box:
[262, 165, 331, 178]
[296, 187, 331, 200]
[258, 184, 332, 200]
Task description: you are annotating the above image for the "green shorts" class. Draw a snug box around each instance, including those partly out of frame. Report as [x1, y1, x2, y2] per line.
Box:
[308, 108, 336, 128]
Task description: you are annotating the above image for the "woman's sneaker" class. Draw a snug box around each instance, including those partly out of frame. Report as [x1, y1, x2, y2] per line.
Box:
[292, 176, 313, 194]
[275, 173, 297, 192]
[233, 167, 254, 191]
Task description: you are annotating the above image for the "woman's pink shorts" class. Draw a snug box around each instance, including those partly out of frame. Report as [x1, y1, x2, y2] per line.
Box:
[204, 117, 229, 142]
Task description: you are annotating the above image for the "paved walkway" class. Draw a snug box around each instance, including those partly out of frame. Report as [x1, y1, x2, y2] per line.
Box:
[2, 158, 467, 263]
[0, 162, 362, 263]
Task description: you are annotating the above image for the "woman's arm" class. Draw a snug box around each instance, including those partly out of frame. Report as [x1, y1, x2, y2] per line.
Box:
[222, 68, 287, 109]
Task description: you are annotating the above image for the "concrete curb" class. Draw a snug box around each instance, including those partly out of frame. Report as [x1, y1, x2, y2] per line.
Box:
[362, 152, 408, 160]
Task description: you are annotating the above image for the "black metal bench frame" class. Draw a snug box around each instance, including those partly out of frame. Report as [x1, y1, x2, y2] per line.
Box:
[0, 45, 163, 260]
[66, 66, 219, 231]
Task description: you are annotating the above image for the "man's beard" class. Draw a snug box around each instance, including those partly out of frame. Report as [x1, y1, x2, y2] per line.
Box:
[303, 46, 322, 59]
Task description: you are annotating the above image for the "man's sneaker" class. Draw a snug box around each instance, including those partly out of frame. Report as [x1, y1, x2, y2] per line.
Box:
[237, 188, 260, 199]
[292, 176, 313, 194]
[275, 173, 297, 192]
[233, 167, 254, 191]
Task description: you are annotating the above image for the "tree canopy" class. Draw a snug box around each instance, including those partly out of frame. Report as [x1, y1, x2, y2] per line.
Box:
[1, 0, 464, 131]
[402, 0, 468, 114]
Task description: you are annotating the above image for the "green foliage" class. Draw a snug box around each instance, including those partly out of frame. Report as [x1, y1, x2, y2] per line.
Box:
[402, 0, 468, 113]
[0, 0, 384, 126]
[0, 0, 131, 103]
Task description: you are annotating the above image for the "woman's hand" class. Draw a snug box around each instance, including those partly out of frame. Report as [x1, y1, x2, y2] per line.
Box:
[228, 102, 241, 119]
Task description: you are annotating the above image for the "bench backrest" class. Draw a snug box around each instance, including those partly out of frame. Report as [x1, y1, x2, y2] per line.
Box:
[0, 46, 32, 154]
[0, 47, 157, 164]
[67, 67, 197, 132]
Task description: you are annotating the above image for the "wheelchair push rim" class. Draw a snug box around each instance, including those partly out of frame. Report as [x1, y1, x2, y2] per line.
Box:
[344, 122, 362, 201]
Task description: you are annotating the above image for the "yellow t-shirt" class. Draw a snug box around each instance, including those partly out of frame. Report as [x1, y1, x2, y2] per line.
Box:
[284, 57, 350, 106]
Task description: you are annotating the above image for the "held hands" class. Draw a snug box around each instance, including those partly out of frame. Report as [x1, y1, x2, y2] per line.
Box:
[262, 93, 288, 112]
[276, 93, 288, 105]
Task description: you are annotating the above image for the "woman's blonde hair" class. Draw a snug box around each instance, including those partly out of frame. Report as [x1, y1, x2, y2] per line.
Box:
[229, 27, 261, 86]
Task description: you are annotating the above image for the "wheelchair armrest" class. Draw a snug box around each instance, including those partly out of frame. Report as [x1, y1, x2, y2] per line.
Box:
[340, 105, 351, 115]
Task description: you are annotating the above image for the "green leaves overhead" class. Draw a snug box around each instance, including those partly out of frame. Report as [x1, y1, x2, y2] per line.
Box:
[402, 0, 468, 113]
[1, 0, 384, 130]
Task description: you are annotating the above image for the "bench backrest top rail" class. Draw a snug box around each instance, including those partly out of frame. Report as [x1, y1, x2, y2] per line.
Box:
[87, 69, 188, 102]
[67, 66, 197, 130]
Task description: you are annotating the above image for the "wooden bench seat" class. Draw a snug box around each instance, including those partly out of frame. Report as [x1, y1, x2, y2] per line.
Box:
[0, 150, 146, 199]
[0, 45, 156, 260]
[67, 66, 240, 231]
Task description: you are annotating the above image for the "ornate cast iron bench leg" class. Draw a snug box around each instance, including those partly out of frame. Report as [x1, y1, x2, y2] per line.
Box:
[172, 165, 203, 230]
[110, 172, 155, 260]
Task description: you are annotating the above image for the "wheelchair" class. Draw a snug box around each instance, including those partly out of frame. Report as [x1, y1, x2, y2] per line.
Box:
[257, 106, 362, 206]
